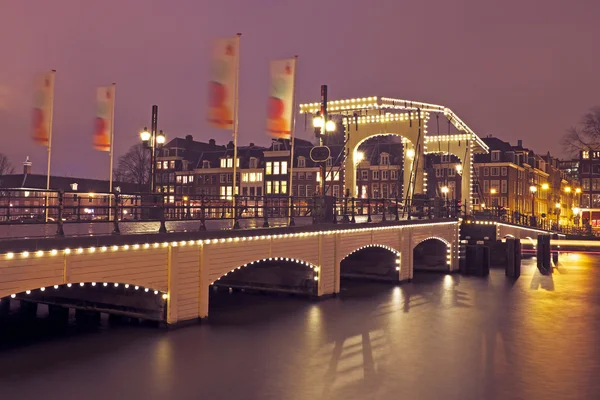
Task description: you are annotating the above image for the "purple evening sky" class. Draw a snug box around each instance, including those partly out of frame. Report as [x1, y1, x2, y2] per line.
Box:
[0, 0, 599, 179]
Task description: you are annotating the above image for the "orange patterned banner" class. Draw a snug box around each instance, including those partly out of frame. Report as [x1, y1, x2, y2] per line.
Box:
[94, 85, 115, 151]
[32, 71, 55, 147]
[208, 36, 239, 130]
[267, 58, 296, 139]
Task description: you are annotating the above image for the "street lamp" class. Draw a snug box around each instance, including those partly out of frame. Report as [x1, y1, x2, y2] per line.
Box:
[355, 151, 364, 164]
[455, 164, 463, 174]
[140, 105, 166, 193]
[565, 186, 571, 193]
[530, 185, 537, 226]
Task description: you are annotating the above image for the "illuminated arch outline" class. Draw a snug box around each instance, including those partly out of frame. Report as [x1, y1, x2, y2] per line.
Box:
[340, 243, 402, 273]
[211, 256, 320, 285]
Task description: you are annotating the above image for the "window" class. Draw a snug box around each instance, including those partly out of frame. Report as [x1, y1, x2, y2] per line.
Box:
[169, 173, 175, 183]
[441, 154, 450, 163]
[273, 181, 280, 194]
[220, 159, 226, 168]
[292, 185, 297, 196]
[227, 174, 232, 183]
[380, 153, 390, 165]
[156, 162, 162, 170]
[156, 175, 162, 184]
[182, 176, 188, 184]
[448, 168, 455, 177]
[491, 180, 500, 192]
[242, 187, 248, 196]
[249, 157, 258, 169]
[242, 173, 249, 182]
[436, 168, 443, 178]
[220, 174, 226, 183]
[583, 151, 590, 159]
[491, 151, 501, 161]
[170, 161, 175, 169]
[266, 181, 272, 194]
[306, 185, 313, 197]
[257, 187, 262, 196]
[372, 183, 380, 198]
[483, 180, 489, 193]
[163, 161, 169, 169]
[220, 186, 233, 200]
[372, 170, 379, 180]
[203, 160, 210, 168]
[188, 176, 194, 183]
[273, 162, 280, 175]
[266, 162, 273, 175]
[382, 183, 389, 198]
[250, 187, 255, 196]
[501, 167, 507, 176]
[332, 185, 340, 198]
[501, 180, 507, 193]
[273, 142, 281, 151]
[483, 167, 489, 176]
[299, 185, 306, 197]
[326, 158, 333, 167]
[491, 167, 499, 176]
[281, 161, 288, 175]
[169, 186, 174, 193]
[390, 170, 398, 180]
[298, 157, 306, 168]
[381, 170, 389, 180]
[169, 196, 175, 203]
[501, 197, 508, 207]
[361, 170, 368, 180]
[583, 178, 590, 190]
[299, 172, 305, 180]
[281, 181, 287, 194]
[306, 172, 313, 180]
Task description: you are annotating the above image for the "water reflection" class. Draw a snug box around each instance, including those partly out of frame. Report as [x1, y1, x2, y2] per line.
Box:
[1, 256, 600, 399]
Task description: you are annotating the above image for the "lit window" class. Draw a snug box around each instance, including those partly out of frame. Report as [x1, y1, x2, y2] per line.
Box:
[266, 181, 272, 194]
[274, 181, 280, 194]
[176, 176, 182, 183]
[266, 162, 272, 175]
[227, 158, 233, 168]
[257, 173, 262, 182]
[182, 176, 188, 184]
[249, 173, 256, 182]
[220, 159, 227, 168]
[274, 162, 280, 175]
[242, 173, 249, 182]
[281, 181, 287, 194]
[583, 151, 590, 159]
[163, 161, 169, 169]
[281, 161, 288, 175]
[189, 175, 194, 183]
[156, 162, 162, 170]
[170, 161, 175, 169]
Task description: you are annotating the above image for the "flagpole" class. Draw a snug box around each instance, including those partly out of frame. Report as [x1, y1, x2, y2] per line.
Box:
[232, 33, 242, 229]
[108, 83, 116, 220]
[45, 70, 56, 222]
[288, 56, 299, 225]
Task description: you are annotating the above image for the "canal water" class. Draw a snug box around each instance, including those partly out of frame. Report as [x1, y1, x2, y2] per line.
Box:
[1, 255, 600, 399]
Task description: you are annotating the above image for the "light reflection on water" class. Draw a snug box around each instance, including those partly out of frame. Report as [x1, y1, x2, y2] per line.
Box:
[0, 255, 600, 399]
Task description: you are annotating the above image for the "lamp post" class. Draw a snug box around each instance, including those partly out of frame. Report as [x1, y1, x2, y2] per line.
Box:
[555, 202, 561, 228]
[530, 185, 537, 226]
[140, 105, 166, 193]
[572, 207, 581, 227]
[312, 85, 336, 197]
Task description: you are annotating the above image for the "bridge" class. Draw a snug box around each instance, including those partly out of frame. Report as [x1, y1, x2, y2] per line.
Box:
[0, 218, 459, 326]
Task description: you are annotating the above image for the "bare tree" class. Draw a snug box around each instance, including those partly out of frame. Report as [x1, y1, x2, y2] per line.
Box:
[562, 106, 600, 156]
[113, 144, 150, 187]
[0, 153, 15, 175]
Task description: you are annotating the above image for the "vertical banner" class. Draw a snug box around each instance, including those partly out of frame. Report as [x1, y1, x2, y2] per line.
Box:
[267, 58, 296, 139]
[208, 36, 239, 130]
[94, 85, 115, 151]
[32, 71, 55, 146]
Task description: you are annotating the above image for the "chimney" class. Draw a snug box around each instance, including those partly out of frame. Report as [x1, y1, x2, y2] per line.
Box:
[185, 134, 193, 144]
[227, 141, 234, 149]
[23, 156, 32, 175]
[209, 138, 216, 146]
[249, 142, 255, 147]
[517, 139, 523, 148]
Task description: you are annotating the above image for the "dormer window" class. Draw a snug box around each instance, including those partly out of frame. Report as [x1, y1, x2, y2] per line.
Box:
[380, 153, 390, 165]
[249, 157, 258, 169]
[70, 183, 78, 191]
[441, 154, 450, 163]
[273, 142, 282, 151]
[491, 150, 501, 161]
[298, 157, 306, 168]
[326, 157, 333, 167]
[203, 160, 211, 168]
